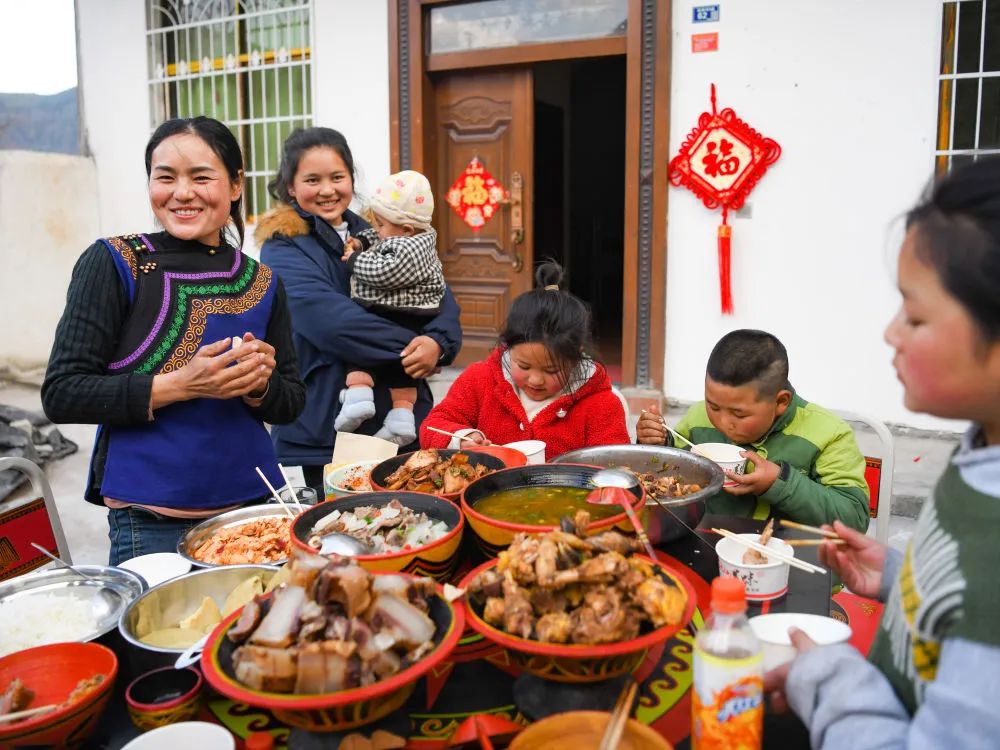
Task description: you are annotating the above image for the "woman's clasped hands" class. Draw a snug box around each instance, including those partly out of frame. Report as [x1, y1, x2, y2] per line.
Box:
[152, 333, 276, 409]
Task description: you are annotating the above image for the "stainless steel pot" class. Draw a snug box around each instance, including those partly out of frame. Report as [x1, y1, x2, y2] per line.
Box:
[552, 444, 724, 543]
[117, 563, 278, 676]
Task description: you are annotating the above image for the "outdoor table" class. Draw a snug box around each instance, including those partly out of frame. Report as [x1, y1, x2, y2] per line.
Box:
[91, 515, 828, 749]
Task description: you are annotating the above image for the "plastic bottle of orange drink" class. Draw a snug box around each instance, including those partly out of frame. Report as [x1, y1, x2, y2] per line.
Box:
[691, 576, 763, 750]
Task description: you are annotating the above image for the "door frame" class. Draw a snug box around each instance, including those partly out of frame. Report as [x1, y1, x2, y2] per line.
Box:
[388, 0, 671, 403]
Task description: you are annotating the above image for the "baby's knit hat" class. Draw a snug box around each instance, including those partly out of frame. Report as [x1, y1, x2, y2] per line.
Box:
[370, 170, 434, 231]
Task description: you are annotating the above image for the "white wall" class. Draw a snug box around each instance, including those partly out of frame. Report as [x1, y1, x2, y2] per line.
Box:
[75, 0, 151, 237]
[313, 1, 391, 205]
[664, 0, 963, 431]
[0, 152, 99, 368]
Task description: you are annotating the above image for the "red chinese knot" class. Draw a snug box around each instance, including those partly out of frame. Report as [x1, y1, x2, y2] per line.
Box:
[446, 157, 508, 231]
[669, 85, 781, 313]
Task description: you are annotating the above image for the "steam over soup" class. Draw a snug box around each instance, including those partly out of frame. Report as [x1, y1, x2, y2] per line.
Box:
[473, 486, 629, 526]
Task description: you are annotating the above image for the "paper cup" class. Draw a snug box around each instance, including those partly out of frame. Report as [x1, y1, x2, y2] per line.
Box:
[715, 534, 793, 601]
[692, 442, 747, 486]
[503, 440, 547, 465]
[749, 613, 852, 671]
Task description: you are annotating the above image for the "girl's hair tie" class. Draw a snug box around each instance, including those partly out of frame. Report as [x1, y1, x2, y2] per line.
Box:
[544, 284, 560, 291]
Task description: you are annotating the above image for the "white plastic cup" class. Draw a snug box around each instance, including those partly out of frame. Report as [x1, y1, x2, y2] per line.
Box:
[278, 486, 318, 506]
[749, 613, 852, 671]
[692, 442, 748, 486]
[503, 440, 547, 465]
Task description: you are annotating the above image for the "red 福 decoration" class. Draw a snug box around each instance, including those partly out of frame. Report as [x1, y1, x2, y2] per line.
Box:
[668, 84, 781, 313]
[446, 157, 508, 231]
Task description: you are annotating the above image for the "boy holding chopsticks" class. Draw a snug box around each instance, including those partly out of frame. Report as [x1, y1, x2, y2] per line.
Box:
[637, 329, 870, 532]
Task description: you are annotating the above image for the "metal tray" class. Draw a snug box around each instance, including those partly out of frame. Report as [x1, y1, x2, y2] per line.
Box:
[177, 504, 296, 568]
[0, 565, 146, 653]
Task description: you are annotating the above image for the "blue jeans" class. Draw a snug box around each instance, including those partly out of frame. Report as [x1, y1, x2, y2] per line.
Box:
[107, 506, 202, 566]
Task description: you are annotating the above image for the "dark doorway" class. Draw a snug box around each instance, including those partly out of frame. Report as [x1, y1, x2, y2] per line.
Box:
[533, 57, 626, 380]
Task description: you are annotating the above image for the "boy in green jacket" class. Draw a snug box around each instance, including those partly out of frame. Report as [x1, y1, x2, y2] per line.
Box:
[637, 329, 870, 532]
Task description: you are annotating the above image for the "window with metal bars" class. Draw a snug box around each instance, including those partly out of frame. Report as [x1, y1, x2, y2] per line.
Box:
[936, 0, 1000, 172]
[146, 0, 313, 222]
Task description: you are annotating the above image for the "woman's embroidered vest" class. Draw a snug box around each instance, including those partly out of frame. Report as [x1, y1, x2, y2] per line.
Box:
[98, 233, 283, 509]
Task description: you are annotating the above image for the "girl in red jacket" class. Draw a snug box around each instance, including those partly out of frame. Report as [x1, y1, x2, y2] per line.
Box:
[419, 262, 630, 461]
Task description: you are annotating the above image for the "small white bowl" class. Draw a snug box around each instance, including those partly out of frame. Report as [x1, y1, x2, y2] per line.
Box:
[323, 460, 378, 499]
[692, 442, 747, 486]
[749, 613, 853, 671]
[117, 553, 192, 589]
[504, 440, 547, 465]
[715, 534, 793, 601]
[121, 721, 235, 749]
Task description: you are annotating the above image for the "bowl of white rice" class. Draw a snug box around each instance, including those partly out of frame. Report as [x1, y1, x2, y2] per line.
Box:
[0, 566, 145, 658]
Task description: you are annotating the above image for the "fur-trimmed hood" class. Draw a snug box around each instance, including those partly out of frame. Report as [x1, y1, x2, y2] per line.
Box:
[254, 203, 310, 246]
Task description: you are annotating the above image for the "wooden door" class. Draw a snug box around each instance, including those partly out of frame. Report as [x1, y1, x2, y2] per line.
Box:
[433, 68, 534, 365]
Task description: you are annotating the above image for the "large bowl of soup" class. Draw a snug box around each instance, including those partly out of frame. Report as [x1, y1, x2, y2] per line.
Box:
[460, 464, 645, 558]
[553, 445, 724, 543]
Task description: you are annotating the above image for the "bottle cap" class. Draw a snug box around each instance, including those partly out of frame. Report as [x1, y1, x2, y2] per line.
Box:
[711, 576, 747, 614]
[245, 732, 275, 750]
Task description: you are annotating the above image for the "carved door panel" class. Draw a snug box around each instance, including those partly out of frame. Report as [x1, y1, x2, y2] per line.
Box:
[434, 68, 533, 365]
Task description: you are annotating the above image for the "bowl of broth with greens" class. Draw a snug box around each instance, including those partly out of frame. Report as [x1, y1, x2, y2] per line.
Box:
[460, 464, 645, 558]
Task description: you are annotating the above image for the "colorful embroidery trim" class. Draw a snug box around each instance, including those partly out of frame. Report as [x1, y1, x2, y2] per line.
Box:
[131, 260, 258, 374]
[160, 265, 272, 372]
[106, 235, 246, 372]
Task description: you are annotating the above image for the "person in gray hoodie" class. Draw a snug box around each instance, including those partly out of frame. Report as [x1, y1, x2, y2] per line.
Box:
[764, 157, 1000, 748]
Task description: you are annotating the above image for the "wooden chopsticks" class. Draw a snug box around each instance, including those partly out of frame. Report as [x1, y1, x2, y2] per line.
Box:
[779, 519, 841, 539]
[598, 678, 637, 750]
[0, 704, 57, 723]
[777, 520, 848, 546]
[425, 425, 481, 443]
[711, 528, 826, 574]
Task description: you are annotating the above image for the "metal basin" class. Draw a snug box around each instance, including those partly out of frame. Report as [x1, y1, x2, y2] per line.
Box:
[177, 504, 296, 568]
[0, 565, 146, 658]
[552, 445, 724, 543]
[118, 564, 278, 675]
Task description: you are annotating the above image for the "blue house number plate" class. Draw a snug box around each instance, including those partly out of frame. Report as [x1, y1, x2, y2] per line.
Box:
[693, 5, 720, 23]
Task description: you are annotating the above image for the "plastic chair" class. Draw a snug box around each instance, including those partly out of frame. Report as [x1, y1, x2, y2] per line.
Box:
[610, 385, 635, 442]
[831, 410, 894, 545]
[0, 456, 73, 581]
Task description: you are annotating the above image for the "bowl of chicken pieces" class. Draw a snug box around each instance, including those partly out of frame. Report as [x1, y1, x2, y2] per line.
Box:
[200, 554, 464, 733]
[460, 515, 695, 683]
[370, 448, 505, 503]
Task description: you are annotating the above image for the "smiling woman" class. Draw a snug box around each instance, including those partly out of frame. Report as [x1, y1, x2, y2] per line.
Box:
[147, 134, 244, 248]
[41, 117, 306, 566]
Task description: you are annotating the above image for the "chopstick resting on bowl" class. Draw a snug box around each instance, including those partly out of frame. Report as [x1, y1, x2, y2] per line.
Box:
[0, 704, 57, 723]
[598, 678, 637, 750]
[711, 528, 826, 574]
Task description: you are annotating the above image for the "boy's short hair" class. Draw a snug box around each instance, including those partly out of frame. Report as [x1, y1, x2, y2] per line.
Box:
[706, 329, 790, 398]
